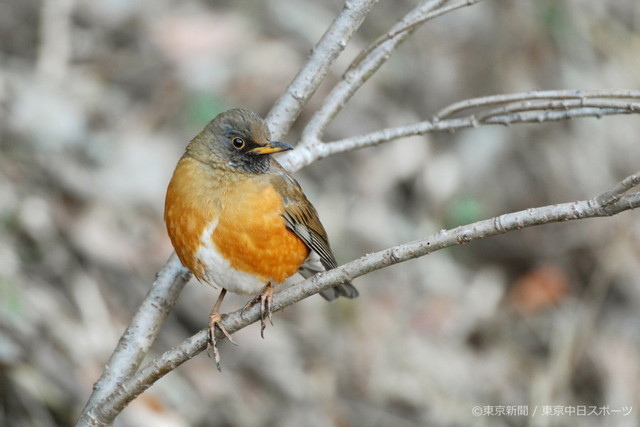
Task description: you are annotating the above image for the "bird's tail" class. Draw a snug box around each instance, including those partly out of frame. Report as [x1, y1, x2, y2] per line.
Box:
[298, 254, 359, 301]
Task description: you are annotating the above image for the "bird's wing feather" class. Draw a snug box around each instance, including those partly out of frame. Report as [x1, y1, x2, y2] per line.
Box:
[269, 162, 337, 270]
[269, 160, 359, 300]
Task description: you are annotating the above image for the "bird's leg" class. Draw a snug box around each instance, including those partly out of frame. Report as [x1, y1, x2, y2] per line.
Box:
[259, 282, 274, 338]
[208, 289, 237, 371]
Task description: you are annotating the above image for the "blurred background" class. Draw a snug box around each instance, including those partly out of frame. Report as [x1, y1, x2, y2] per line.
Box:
[2, 0, 640, 426]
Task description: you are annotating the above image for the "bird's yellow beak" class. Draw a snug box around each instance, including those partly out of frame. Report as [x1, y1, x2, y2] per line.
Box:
[248, 141, 293, 155]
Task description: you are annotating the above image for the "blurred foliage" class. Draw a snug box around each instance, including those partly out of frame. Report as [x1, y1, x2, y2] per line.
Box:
[445, 195, 484, 229]
[185, 92, 227, 130]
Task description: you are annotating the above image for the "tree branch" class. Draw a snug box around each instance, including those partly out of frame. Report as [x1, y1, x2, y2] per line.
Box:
[299, 0, 471, 146]
[282, 90, 640, 171]
[265, 0, 379, 139]
[76, 1, 382, 425]
[92, 171, 640, 417]
[596, 171, 640, 207]
[76, 254, 191, 426]
[78, 87, 640, 426]
[434, 89, 640, 119]
[76, 0, 638, 424]
[346, 0, 480, 77]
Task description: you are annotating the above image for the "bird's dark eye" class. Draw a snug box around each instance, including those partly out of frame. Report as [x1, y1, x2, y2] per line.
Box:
[231, 137, 245, 149]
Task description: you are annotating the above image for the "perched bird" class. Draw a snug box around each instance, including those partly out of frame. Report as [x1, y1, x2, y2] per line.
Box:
[164, 108, 358, 369]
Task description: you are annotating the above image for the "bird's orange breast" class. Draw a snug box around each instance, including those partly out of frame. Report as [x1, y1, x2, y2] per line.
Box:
[165, 157, 215, 280]
[165, 157, 309, 287]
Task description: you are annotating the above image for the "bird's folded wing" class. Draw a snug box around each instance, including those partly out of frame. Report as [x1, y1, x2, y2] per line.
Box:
[269, 164, 337, 270]
[270, 161, 359, 300]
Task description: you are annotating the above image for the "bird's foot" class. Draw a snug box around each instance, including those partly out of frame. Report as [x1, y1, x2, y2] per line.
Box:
[241, 283, 275, 338]
[259, 283, 274, 338]
[207, 310, 237, 372]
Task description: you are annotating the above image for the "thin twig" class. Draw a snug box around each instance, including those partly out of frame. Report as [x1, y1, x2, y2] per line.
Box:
[473, 99, 640, 123]
[93, 172, 640, 416]
[435, 89, 640, 119]
[266, 0, 379, 140]
[347, 0, 480, 75]
[281, 92, 640, 171]
[299, 0, 476, 145]
[483, 108, 633, 125]
[596, 171, 640, 207]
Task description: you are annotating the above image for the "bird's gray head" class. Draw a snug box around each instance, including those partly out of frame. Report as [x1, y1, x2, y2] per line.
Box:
[187, 108, 292, 174]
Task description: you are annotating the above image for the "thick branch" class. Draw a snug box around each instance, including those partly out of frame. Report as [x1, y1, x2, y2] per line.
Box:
[93, 173, 640, 416]
[76, 254, 191, 426]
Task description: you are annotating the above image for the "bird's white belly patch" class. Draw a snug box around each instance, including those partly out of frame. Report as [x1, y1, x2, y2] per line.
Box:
[195, 218, 267, 295]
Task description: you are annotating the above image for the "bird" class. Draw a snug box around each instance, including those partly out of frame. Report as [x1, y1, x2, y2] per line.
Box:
[164, 108, 358, 369]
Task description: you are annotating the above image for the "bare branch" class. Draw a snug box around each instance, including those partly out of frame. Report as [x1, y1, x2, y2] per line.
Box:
[77, 2, 383, 424]
[474, 99, 640, 123]
[82, 84, 640, 427]
[93, 172, 640, 415]
[76, 0, 640, 423]
[300, 0, 474, 145]
[281, 90, 640, 171]
[266, 0, 379, 139]
[347, 0, 480, 75]
[435, 89, 640, 119]
[76, 254, 191, 426]
[596, 171, 640, 207]
[482, 108, 634, 125]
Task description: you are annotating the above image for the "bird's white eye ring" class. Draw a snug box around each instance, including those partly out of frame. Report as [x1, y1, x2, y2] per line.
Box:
[232, 137, 245, 149]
